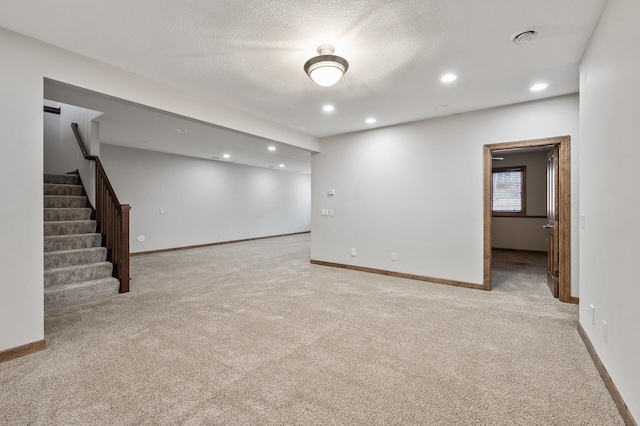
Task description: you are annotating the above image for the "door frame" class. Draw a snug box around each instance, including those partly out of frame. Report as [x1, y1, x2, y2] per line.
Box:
[483, 135, 572, 302]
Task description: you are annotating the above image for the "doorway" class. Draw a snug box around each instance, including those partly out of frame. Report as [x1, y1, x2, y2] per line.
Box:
[483, 136, 572, 303]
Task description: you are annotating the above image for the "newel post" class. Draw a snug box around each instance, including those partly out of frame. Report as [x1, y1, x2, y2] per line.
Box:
[120, 204, 131, 293]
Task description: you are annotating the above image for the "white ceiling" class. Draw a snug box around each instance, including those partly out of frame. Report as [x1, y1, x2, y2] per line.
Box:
[1, 0, 607, 167]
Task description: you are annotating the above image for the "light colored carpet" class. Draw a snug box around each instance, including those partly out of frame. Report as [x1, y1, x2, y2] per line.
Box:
[1, 235, 623, 425]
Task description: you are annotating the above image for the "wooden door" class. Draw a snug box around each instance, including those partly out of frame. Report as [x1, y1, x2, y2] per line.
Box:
[546, 147, 560, 297]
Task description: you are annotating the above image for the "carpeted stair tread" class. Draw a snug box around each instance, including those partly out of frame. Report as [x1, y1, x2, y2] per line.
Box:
[45, 195, 87, 208]
[44, 277, 120, 308]
[44, 220, 97, 236]
[44, 208, 92, 221]
[44, 173, 79, 185]
[44, 183, 83, 196]
[44, 261, 113, 287]
[44, 233, 102, 252]
[45, 247, 108, 269]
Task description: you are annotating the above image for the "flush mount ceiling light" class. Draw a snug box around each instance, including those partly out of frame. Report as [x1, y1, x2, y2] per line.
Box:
[365, 118, 376, 124]
[323, 105, 335, 112]
[268, 146, 276, 151]
[512, 30, 537, 44]
[304, 45, 349, 87]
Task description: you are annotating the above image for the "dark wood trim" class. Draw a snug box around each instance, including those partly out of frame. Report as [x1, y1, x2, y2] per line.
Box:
[0, 340, 46, 363]
[483, 146, 493, 291]
[43, 106, 61, 115]
[132, 231, 311, 256]
[578, 324, 637, 426]
[570, 296, 580, 305]
[484, 136, 572, 302]
[71, 122, 90, 158]
[310, 260, 485, 290]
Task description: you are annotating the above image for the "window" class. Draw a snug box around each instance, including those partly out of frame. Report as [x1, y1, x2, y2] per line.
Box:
[492, 166, 526, 216]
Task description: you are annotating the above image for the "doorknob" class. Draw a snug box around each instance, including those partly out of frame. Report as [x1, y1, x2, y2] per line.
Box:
[543, 224, 554, 229]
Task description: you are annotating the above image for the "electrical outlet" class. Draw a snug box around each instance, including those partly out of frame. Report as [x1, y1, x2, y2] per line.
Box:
[351, 248, 356, 257]
[602, 320, 608, 342]
[218, 231, 222, 237]
[229, 230, 233, 236]
[391, 252, 397, 261]
[581, 214, 586, 229]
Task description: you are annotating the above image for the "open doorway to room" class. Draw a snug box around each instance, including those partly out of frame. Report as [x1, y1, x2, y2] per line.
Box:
[483, 136, 572, 303]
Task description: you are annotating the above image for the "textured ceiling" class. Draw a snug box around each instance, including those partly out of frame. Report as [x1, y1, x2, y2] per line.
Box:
[1, 1, 607, 154]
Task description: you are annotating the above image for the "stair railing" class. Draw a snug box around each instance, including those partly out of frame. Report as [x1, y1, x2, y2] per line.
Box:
[71, 123, 131, 293]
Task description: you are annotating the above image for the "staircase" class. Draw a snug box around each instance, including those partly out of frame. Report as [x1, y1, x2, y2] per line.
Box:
[44, 173, 120, 308]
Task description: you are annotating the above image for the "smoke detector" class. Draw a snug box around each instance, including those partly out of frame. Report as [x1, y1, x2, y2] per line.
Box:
[512, 30, 537, 44]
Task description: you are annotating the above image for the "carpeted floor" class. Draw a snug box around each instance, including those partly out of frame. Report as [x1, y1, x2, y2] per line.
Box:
[1, 235, 623, 425]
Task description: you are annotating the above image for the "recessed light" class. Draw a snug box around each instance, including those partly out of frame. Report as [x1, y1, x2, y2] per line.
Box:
[279, 164, 285, 168]
[176, 129, 188, 133]
[441, 73, 457, 83]
[512, 30, 537, 44]
[365, 118, 376, 124]
[530, 83, 548, 92]
[323, 105, 335, 112]
[268, 146, 276, 151]
[223, 154, 231, 159]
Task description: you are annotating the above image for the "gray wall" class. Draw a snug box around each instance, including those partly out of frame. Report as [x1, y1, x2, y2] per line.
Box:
[101, 144, 311, 253]
[312, 95, 579, 294]
[579, 0, 640, 418]
[492, 151, 548, 252]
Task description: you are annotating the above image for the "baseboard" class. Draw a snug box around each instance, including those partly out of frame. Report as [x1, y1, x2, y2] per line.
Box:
[132, 231, 310, 256]
[570, 296, 580, 305]
[310, 260, 484, 290]
[577, 324, 637, 426]
[0, 340, 46, 364]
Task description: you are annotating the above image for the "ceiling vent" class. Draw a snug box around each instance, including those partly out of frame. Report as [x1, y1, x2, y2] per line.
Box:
[512, 30, 537, 44]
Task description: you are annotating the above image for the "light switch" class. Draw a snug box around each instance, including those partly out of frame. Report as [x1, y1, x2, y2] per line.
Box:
[321, 209, 328, 216]
[328, 209, 334, 216]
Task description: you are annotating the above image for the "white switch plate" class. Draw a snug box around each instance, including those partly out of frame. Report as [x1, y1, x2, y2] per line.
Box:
[159, 207, 165, 214]
[581, 214, 586, 229]
[590, 304, 595, 325]
[328, 209, 334, 216]
[321, 209, 328, 216]
[351, 248, 356, 256]
[391, 252, 397, 261]
[602, 320, 608, 342]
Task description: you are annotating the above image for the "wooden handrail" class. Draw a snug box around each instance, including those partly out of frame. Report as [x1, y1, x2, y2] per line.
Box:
[71, 123, 131, 293]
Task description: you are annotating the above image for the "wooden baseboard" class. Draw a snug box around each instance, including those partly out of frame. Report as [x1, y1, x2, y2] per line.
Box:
[132, 231, 311, 256]
[577, 324, 637, 426]
[0, 340, 46, 364]
[570, 296, 580, 305]
[310, 260, 484, 290]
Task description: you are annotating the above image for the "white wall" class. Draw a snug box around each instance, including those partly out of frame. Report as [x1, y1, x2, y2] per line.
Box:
[312, 94, 579, 294]
[579, 0, 640, 419]
[43, 101, 102, 205]
[101, 144, 311, 253]
[0, 26, 317, 353]
[0, 35, 44, 351]
[492, 151, 548, 252]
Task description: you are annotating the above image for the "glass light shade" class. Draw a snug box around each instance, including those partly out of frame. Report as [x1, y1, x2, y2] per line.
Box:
[308, 62, 346, 87]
